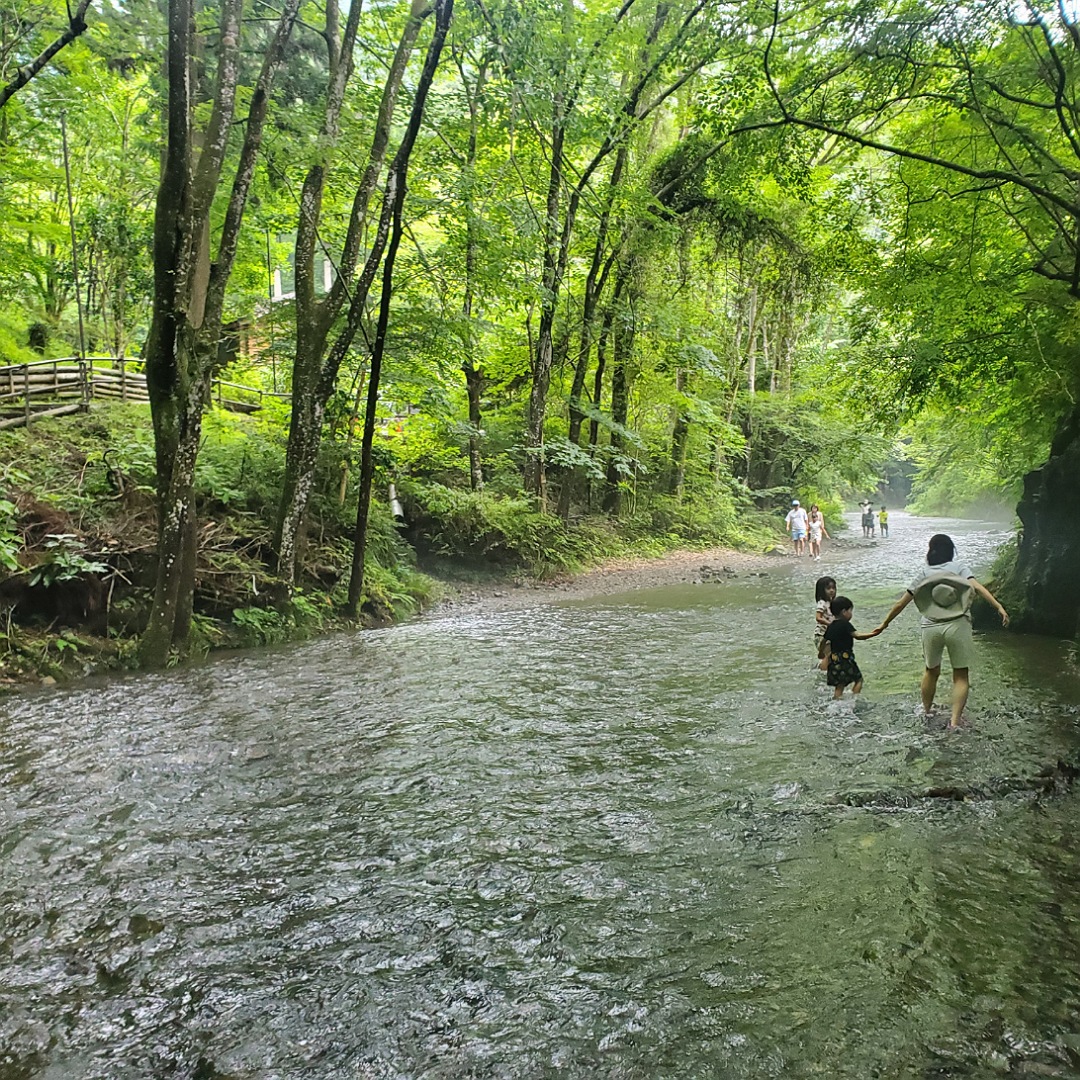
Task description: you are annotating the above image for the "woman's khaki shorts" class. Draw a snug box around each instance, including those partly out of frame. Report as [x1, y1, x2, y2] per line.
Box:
[921, 617, 976, 670]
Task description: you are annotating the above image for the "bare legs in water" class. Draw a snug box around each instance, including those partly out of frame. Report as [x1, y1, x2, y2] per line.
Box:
[921, 664, 970, 728]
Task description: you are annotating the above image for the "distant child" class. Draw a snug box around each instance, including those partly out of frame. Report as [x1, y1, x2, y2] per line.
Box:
[818, 595, 881, 698]
[878, 506, 889, 537]
[814, 576, 837, 661]
[808, 505, 830, 560]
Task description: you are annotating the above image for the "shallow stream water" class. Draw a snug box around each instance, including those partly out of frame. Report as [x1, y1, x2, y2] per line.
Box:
[4, 513, 1080, 1078]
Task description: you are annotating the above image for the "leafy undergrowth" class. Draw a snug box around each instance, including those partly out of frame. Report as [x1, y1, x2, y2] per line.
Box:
[0, 406, 441, 688]
[0, 405, 780, 689]
[400, 481, 779, 579]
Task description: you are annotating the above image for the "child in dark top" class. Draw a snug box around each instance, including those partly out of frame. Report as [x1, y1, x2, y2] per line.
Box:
[818, 596, 881, 699]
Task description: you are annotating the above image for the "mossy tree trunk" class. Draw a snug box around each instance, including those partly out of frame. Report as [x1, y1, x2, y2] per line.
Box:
[140, 0, 299, 667]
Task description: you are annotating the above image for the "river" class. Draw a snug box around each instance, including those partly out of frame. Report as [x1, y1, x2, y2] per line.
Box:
[3, 513, 1080, 1078]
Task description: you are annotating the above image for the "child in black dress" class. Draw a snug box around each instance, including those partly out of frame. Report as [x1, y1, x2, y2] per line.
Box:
[818, 595, 881, 699]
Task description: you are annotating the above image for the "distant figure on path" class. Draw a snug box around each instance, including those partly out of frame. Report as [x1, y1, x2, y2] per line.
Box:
[873, 533, 1009, 728]
[860, 501, 874, 538]
[878, 506, 889, 537]
[786, 499, 809, 556]
[808, 504, 829, 560]
[818, 595, 882, 699]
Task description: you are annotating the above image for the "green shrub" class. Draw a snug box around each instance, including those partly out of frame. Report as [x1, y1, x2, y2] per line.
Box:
[230, 590, 332, 646]
[0, 498, 19, 572]
[404, 482, 588, 572]
[28, 535, 109, 587]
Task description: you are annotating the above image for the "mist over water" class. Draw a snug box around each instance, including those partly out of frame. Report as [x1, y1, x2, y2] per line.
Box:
[3, 512, 1080, 1078]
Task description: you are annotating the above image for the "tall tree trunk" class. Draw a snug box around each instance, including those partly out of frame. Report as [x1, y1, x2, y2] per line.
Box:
[460, 56, 487, 491]
[557, 156, 624, 520]
[668, 366, 689, 496]
[523, 97, 566, 502]
[745, 281, 758, 396]
[140, 0, 299, 666]
[464, 364, 484, 490]
[603, 263, 636, 515]
[584, 302, 614, 509]
[273, 0, 431, 587]
[344, 0, 453, 614]
[588, 305, 614, 450]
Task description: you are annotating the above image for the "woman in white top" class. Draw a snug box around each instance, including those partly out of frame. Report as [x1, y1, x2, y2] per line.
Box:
[874, 533, 1009, 727]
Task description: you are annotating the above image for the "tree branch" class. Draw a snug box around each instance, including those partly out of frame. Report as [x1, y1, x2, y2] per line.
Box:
[0, 0, 93, 109]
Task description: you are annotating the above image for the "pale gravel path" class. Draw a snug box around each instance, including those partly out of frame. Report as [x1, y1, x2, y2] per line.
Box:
[432, 545, 797, 613]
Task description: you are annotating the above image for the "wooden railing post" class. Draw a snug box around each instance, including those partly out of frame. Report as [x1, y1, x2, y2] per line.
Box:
[23, 364, 30, 427]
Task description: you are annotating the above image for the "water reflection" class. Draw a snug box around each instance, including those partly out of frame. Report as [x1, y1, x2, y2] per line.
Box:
[3, 514, 1080, 1077]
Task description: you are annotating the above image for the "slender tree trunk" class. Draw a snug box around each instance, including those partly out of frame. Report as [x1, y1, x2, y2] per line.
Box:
[464, 364, 484, 490]
[345, 0, 453, 613]
[273, 0, 431, 586]
[460, 58, 487, 491]
[558, 156, 624, 519]
[338, 368, 367, 505]
[584, 303, 614, 509]
[603, 263, 636, 515]
[274, 335, 326, 579]
[745, 282, 758, 396]
[588, 305, 614, 450]
[523, 100, 565, 501]
[668, 366, 689, 496]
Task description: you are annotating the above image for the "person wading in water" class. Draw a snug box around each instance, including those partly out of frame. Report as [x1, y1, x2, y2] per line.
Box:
[873, 533, 1009, 728]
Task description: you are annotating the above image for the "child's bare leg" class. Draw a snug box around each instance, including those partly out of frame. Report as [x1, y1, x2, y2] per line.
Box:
[832, 685, 844, 700]
[949, 668, 970, 727]
[921, 665, 940, 713]
[852, 679, 863, 696]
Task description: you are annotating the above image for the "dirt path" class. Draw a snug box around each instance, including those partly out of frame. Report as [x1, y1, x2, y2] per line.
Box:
[434, 545, 791, 612]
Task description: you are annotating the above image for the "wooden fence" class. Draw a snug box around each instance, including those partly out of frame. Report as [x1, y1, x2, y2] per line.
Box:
[0, 358, 289, 430]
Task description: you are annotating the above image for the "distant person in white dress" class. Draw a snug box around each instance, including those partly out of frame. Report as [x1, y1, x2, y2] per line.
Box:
[873, 533, 1009, 728]
[807, 504, 829, 560]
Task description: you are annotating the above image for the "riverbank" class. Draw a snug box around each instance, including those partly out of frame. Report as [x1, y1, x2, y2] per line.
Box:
[0, 541, 791, 692]
[433, 544, 787, 612]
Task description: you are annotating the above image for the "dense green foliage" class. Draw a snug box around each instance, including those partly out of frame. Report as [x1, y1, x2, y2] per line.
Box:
[5, 0, 1080, 662]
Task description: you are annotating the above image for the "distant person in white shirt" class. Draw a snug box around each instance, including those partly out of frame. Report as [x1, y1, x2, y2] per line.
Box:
[785, 499, 809, 556]
[861, 500, 876, 538]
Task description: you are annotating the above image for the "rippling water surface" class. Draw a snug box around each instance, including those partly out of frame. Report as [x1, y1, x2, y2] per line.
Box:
[4, 514, 1080, 1078]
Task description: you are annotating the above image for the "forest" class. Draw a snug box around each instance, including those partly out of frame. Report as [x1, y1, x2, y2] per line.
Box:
[1, 0, 1079, 672]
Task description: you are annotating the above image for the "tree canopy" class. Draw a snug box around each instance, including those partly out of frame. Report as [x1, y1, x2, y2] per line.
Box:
[3, 0, 1079, 650]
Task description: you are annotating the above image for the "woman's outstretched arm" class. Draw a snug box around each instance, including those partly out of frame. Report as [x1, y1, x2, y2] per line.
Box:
[970, 579, 1010, 627]
[874, 591, 913, 633]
